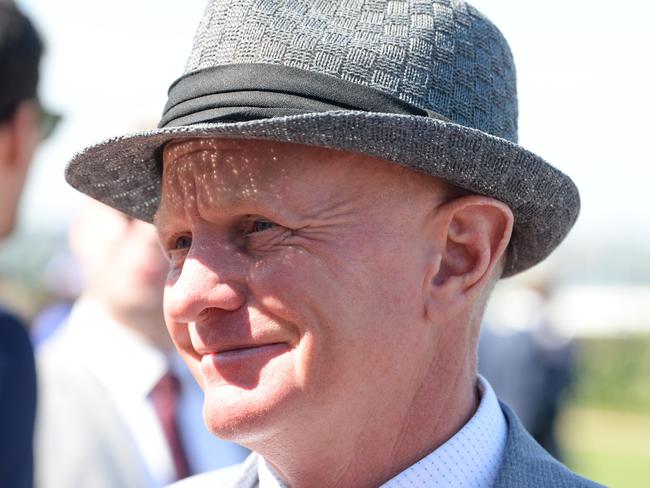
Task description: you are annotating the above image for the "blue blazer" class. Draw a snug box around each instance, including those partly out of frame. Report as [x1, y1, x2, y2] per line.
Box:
[0, 309, 36, 488]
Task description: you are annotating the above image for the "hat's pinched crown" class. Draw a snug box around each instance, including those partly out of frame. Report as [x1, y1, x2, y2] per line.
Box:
[184, 0, 518, 143]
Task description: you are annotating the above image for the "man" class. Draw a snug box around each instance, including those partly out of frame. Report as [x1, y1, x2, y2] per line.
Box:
[0, 1, 49, 486]
[66, 0, 602, 486]
[35, 199, 249, 487]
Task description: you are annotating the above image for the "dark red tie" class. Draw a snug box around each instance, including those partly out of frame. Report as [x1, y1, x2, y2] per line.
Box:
[149, 371, 192, 481]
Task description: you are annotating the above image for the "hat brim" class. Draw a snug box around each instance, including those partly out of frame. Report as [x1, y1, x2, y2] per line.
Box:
[65, 110, 579, 277]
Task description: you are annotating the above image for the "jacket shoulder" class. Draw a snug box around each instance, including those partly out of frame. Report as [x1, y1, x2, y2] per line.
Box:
[495, 403, 605, 488]
[0, 308, 33, 359]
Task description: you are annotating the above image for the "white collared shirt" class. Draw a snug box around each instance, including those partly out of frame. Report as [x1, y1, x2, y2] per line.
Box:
[57, 299, 248, 486]
[257, 376, 507, 488]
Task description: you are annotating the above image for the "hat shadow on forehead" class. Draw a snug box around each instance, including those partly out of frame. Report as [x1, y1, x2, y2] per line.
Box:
[158, 137, 443, 225]
[159, 139, 271, 216]
[67, 0, 580, 278]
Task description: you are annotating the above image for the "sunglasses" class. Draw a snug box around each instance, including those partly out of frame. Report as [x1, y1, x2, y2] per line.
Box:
[0, 99, 61, 140]
[36, 102, 61, 141]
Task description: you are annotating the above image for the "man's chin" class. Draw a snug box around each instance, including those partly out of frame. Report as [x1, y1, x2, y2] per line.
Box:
[202, 384, 297, 444]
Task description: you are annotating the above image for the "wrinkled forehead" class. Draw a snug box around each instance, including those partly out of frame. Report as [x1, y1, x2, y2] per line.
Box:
[161, 137, 338, 193]
[158, 138, 299, 216]
[156, 137, 451, 223]
[163, 138, 290, 179]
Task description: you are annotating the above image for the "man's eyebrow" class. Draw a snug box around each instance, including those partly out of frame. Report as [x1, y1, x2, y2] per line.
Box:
[151, 194, 271, 229]
[152, 208, 172, 231]
[152, 205, 191, 231]
[152, 212, 162, 228]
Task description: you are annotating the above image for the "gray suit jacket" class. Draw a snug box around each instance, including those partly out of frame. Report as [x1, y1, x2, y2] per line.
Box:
[170, 403, 604, 488]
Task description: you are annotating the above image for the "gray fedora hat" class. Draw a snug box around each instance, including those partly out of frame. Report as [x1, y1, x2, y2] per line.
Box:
[65, 0, 579, 277]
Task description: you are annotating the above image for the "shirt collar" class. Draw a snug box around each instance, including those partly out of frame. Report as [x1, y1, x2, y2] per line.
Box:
[380, 375, 507, 487]
[257, 376, 507, 488]
[65, 298, 170, 399]
[258, 456, 288, 488]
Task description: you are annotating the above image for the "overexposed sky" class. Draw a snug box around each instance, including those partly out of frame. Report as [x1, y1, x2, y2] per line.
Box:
[17, 0, 207, 231]
[15, 0, 650, 254]
[471, 0, 650, 246]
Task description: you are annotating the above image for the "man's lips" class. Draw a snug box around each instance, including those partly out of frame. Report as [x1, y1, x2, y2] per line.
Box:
[200, 342, 290, 367]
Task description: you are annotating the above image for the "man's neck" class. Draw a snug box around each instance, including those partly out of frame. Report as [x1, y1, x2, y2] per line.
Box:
[254, 352, 479, 488]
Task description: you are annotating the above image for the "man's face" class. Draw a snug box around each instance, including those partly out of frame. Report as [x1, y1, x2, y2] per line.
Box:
[102, 217, 169, 317]
[156, 138, 447, 442]
[72, 201, 168, 319]
[0, 101, 41, 239]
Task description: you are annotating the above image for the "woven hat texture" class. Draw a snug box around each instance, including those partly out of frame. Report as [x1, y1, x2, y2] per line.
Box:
[65, 0, 580, 277]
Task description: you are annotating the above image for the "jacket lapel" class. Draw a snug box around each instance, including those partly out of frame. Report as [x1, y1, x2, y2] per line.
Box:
[494, 403, 601, 487]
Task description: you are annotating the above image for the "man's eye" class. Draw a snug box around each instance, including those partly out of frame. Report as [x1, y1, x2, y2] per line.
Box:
[172, 235, 192, 250]
[251, 220, 276, 233]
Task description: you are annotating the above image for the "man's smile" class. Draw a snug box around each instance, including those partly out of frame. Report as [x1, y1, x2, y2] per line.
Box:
[202, 342, 290, 363]
[199, 342, 292, 390]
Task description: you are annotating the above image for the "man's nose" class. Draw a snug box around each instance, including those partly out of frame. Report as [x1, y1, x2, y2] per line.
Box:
[164, 242, 247, 324]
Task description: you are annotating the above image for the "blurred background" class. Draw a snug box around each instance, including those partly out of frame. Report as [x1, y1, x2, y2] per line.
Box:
[0, 0, 648, 486]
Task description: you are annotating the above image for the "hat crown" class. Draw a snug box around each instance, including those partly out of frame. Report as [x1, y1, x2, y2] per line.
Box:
[184, 0, 518, 142]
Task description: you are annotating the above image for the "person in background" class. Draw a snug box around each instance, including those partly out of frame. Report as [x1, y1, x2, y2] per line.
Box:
[479, 283, 575, 460]
[31, 250, 81, 346]
[0, 1, 55, 486]
[35, 198, 248, 488]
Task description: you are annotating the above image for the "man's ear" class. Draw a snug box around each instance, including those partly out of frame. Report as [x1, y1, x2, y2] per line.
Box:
[0, 100, 40, 170]
[424, 195, 513, 321]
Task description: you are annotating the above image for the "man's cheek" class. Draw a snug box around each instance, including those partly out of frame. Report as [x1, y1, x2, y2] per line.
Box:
[185, 353, 206, 390]
[165, 316, 192, 354]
